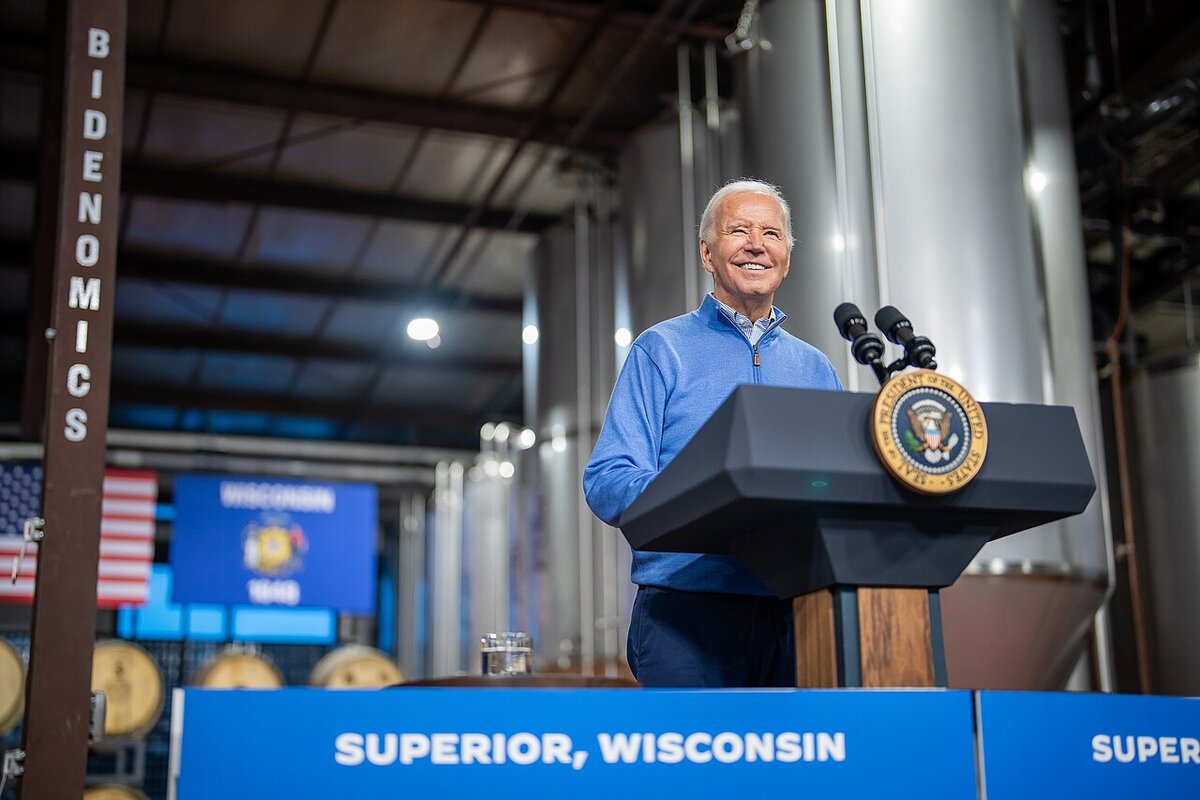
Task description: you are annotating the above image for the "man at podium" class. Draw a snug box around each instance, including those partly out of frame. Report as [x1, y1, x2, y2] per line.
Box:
[584, 179, 843, 688]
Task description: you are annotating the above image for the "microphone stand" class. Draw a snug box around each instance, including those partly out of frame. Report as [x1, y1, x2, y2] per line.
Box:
[872, 349, 938, 386]
[867, 357, 892, 387]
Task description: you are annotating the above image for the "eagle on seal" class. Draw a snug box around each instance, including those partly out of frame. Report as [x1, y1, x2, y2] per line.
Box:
[907, 408, 952, 452]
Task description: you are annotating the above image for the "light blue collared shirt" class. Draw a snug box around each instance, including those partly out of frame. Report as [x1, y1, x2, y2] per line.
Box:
[710, 293, 779, 347]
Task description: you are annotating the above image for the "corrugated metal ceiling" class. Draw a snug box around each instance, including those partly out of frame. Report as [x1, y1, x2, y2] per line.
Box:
[0, 0, 744, 446]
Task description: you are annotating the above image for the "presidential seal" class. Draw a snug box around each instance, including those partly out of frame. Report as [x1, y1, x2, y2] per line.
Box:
[871, 369, 987, 495]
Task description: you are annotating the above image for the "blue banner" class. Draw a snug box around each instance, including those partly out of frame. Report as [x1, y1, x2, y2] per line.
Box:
[978, 691, 1200, 799]
[172, 688, 977, 798]
[170, 475, 376, 613]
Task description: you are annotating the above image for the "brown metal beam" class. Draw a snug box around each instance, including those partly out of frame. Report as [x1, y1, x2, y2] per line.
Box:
[0, 146, 560, 232]
[21, 0, 126, 795]
[457, 0, 730, 40]
[0, 239, 523, 314]
[0, 38, 629, 153]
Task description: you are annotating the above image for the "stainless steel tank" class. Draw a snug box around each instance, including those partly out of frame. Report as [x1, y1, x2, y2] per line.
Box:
[1131, 357, 1200, 696]
[735, 0, 1111, 688]
[602, 74, 744, 671]
[528, 180, 629, 675]
[463, 460, 511, 644]
[619, 108, 739, 336]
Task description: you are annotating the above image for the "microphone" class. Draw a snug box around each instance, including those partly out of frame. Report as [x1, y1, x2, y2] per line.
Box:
[833, 302, 885, 366]
[874, 305, 937, 370]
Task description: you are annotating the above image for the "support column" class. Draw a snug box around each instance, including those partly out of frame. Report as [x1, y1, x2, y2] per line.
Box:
[20, 1, 126, 797]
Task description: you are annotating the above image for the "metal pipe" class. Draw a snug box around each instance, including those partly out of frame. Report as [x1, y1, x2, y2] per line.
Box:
[397, 492, 426, 680]
[859, 0, 893, 312]
[703, 40, 721, 196]
[429, 461, 465, 676]
[824, 0, 857, 390]
[574, 183, 596, 675]
[107, 449, 436, 486]
[596, 178, 620, 677]
[0, 439, 445, 485]
[1105, 0, 1123, 97]
[677, 43, 699, 310]
[1104, 77, 1199, 151]
[1186, 278, 1196, 348]
[102, 428, 471, 465]
[1092, 605, 1116, 693]
[1103, 161, 1154, 693]
[1090, 374, 1120, 694]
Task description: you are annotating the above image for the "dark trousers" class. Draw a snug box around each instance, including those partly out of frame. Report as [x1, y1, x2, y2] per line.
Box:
[627, 586, 795, 688]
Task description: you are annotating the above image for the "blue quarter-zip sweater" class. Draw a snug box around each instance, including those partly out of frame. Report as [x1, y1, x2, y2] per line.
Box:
[583, 293, 844, 594]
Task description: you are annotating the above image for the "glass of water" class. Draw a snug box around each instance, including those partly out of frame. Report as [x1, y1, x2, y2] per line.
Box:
[480, 632, 532, 675]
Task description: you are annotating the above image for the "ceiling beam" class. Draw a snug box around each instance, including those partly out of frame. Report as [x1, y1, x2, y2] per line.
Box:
[118, 250, 523, 313]
[456, 0, 730, 40]
[0, 369, 489, 433]
[127, 58, 628, 154]
[0, 38, 628, 153]
[0, 314, 520, 375]
[0, 146, 559, 233]
[121, 160, 558, 230]
[0, 239, 522, 314]
[108, 380, 487, 430]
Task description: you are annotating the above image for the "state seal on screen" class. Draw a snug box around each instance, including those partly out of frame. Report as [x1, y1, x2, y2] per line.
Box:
[242, 515, 309, 577]
[871, 369, 987, 495]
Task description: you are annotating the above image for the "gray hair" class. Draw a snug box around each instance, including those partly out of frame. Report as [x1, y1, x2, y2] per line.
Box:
[699, 178, 794, 248]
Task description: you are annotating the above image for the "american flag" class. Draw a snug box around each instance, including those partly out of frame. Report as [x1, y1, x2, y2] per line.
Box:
[0, 463, 158, 608]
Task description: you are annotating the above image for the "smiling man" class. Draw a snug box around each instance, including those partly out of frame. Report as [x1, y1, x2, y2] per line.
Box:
[584, 178, 843, 688]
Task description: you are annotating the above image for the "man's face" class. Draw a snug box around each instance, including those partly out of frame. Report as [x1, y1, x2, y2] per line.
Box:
[699, 191, 791, 318]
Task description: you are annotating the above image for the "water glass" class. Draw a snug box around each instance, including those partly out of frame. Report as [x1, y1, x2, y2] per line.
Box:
[480, 632, 532, 675]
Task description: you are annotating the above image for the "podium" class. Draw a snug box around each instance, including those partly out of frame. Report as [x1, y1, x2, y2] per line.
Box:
[618, 386, 1096, 688]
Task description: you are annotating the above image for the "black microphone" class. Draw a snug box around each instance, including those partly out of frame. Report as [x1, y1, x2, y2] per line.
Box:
[833, 302, 885, 366]
[874, 305, 937, 370]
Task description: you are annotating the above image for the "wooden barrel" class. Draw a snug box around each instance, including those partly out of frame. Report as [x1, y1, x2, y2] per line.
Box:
[90, 640, 164, 739]
[84, 784, 150, 800]
[309, 645, 402, 689]
[0, 638, 24, 734]
[191, 646, 284, 689]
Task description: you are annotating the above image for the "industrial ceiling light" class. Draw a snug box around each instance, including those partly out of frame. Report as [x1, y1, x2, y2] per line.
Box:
[406, 317, 439, 342]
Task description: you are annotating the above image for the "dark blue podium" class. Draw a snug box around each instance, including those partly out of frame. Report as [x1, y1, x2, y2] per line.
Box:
[617, 386, 1096, 688]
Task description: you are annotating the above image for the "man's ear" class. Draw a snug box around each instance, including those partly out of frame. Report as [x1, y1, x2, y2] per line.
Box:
[699, 237, 715, 275]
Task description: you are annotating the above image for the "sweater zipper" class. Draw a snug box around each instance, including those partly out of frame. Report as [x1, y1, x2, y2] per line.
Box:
[717, 307, 773, 382]
[754, 318, 785, 377]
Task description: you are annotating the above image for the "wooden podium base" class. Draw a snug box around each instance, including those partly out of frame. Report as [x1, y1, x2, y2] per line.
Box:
[793, 587, 947, 688]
